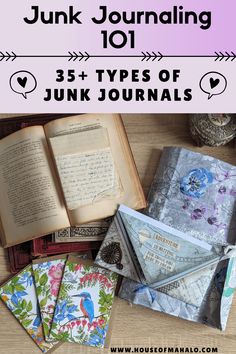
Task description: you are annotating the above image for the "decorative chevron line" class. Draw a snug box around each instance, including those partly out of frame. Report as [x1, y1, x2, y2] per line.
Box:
[141, 51, 163, 62]
[0, 51, 17, 61]
[214, 51, 236, 62]
[0, 50, 235, 62]
[68, 51, 90, 61]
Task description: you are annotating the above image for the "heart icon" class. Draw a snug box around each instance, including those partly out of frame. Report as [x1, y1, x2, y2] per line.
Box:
[17, 77, 27, 88]
[210, 78, 220, 89]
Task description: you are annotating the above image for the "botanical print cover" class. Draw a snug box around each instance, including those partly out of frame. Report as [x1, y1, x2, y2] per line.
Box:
[146, 147, 236, 246]
[50, 258, 118, 347]
[0, 265, 56, 352]
[95, 205, 219, 288]
[32, 257, 67, 340]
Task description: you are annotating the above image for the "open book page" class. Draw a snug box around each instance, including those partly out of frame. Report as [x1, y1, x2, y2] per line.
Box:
[0, 126, 70, 247]
[44, 114, 146, 225]
[49, 128, 121, 210]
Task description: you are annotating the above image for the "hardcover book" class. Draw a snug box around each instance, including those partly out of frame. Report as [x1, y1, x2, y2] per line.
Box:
[0, 114, 146, 247]
[0, 114, 67, 139]
[31, 234, 101, 257]
[49, 257, 117, 347]
[0, 265, 58, 352]
[95, 205, 220, 288]
[7, 234, 100, 273]
[8, 240, 33, 273]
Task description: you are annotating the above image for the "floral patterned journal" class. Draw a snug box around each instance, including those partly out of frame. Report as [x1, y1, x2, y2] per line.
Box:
[0, 265, 57, 353]
[49, 257, 118, 347]
[146, 147, 236, 246]
[32, 256, 67, 341]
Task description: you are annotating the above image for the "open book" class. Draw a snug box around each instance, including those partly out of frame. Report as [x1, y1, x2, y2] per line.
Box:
[0, 114, 146, 247]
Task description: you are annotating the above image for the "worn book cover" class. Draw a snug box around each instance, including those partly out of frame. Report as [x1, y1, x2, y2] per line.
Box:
[31, 235, 101, 257]
[8, 241, 33, 273]
[95, 205, 220, 288]
[7, 234, 100, 273]
[0, 265, 58, 352]
[49, 258, 117, 347]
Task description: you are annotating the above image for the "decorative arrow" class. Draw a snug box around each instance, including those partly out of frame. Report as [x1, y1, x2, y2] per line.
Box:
[215, 51, 236, 62]
[0, 50, 236, 62]
[0, 51, 17, 61]
[68, 51, 90, 62]
[141, 51, 163, 62]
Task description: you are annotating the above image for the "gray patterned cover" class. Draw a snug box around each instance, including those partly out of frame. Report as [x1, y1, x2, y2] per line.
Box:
[119, 147, 236, 330]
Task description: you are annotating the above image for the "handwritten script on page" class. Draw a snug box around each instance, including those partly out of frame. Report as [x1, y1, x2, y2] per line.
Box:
[55, 147, 120, 210]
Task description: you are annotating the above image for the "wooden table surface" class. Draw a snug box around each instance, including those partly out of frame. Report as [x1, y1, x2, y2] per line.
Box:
[0, 114, 235, 354]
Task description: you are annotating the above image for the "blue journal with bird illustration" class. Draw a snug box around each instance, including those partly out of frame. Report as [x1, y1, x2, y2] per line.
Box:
[49, 257, 118, 347]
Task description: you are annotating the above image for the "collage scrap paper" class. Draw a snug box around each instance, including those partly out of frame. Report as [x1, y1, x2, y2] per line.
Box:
[32, 257, 67, 340]
[117, 207, 219, 286]
[95, 205, 219, 288]
[0, 265, 56, 353]
[50, 259, 118, 347]
[146, 147, 236, 245]
[119, 278, 200, 323]
[134, 146, 236, 330]
[118, 258, 236, 331]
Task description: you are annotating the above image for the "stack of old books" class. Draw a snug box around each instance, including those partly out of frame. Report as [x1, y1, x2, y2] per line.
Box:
[0, 115, 236, 352]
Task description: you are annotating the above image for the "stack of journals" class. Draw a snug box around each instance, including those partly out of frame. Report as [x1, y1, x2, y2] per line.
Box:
[0, 255, 118, 352]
